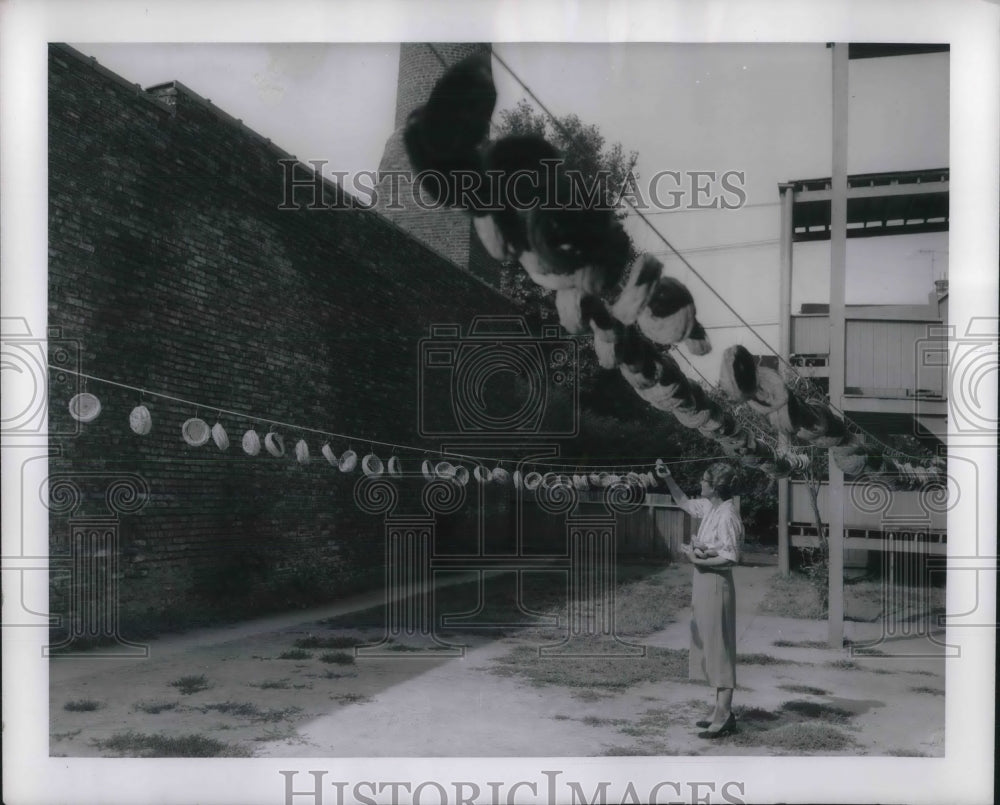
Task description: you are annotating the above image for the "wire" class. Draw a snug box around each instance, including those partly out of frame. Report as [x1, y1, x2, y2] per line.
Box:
[51, 365, 726, 470]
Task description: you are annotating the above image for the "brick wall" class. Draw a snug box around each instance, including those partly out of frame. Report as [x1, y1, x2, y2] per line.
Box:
[47, 43, 522, 631]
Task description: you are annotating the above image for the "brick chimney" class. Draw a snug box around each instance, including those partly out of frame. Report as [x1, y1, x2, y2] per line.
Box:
[376, 43, 499, 285]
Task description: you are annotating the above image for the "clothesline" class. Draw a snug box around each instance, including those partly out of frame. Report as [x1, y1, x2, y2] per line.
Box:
[51, 365, 731, 472]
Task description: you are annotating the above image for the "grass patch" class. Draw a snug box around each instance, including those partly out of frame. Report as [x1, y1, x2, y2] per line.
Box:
[601, 741, 673, 756]
[294, 635, 366, 650]
[93, 730, 254, 757]
[490, 643, 689, 691]
[320, 651, 356, 665]
[321, 669, 358, 680]
[757, 572, 826, 619]
[772, 639, 829, 649]
[581, 716, 630, 727]
[734, 706, 782, 723]
[731, 722, 854, 751]
[826, 659, 861, 671]
[277, 649, 313, 660]
[133, 700, 179, 714]
[332, 693, 372, 705]
[780, 699, 853, 723]
[200, 701, 302, 722]
[52, 729, 82, 741]
[736, 652, 798, 666]
[251, 679, 312, 690]
[169, 675, 210, 695]
[779, 684, 830, 696]
[63, 698, 102, 712]
[910, 686, 944, 696]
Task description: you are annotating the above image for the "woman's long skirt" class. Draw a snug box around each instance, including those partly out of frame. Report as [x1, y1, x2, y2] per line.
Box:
[688, 567, 737, 689]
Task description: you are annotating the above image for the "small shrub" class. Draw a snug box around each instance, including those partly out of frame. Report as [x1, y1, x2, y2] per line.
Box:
[277, 649, 312, 661]
[93, 730, 253, 757]
[64, 699, 101, 712]
[134, 700, 178, 714]
[320, 651, 355, 665]
[295, 635, 365, 650]
[169, 675, 210, 695]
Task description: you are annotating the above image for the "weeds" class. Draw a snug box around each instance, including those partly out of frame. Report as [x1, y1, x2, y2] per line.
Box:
[169, 675, 210, 695]
[63, 699, 101, 712]
[93, 730, 254, 757]
[277, 649, 312, 661]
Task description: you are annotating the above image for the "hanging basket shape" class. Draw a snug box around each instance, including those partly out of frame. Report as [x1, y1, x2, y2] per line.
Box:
[129, 404, 152, 435]
[421, 460, 435, 481]
[264, 432, 285, 457]
[492, 467, 510, 484]
[211, 422, 230, 451]
[321, 443, 339, 466]
[387, 456, 402, 477]
[295, 439, 311, 465]
[68, 393, 102, 423]
[242, 430, 261, 456]
[453, 465, 470, 486]
[338, 449, 357, 473]
[362, 452, 383, 477]
[181, 417, 211, 447]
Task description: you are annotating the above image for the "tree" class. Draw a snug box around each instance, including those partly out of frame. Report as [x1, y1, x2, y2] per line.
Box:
[492, 99, 638, 387]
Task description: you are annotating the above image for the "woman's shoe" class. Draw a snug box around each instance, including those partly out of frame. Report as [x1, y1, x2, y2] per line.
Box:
[697, 713, 735, 739]
[695, 720, 712, 729]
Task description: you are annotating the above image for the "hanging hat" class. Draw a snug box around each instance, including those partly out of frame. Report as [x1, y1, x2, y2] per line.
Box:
[513, 470, 523, 490]
[718, 345, 757, 401]
[453, 465, 470, 485]
[321, 443, 339, 466]
[747, 367, 788, 414]
[388, 456, 402, 477]
[212, 422, 230, 451]
[295, 439, 311, 465]
[362, 452, 384, 477]
[573, 474, 589, 491]
[589, 472, 602, 486]
[767, 404, 794, 436]
[674, 406, 711, 429]
[474, 464, 492, 484]
[492, 466, 510, 484]
[421, 459, 435, 481]
[338, 449, 357, 473]
[541, 472, 558, 489]
[555, 287, 588, 335]
[68, 392, 102, 423]
[654, 458, 669, 479]
[129, 404, 152, 435]
[242, 429, 261, 456]
[182, 417, 211, 447]
[435, 461, 456, 480]
[598, 472, 612, 487]
[264, 431, 285, 457]
[523, 471, 543, 490]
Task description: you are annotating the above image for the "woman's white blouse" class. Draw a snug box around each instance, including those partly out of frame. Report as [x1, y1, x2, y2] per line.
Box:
[679, 497, 743, 564]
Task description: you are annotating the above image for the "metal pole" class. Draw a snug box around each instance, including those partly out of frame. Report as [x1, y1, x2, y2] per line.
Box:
[777, 182, 795, 576]
[828, 42, 849, 648]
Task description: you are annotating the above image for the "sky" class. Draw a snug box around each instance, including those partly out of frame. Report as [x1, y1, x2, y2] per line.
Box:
[70, 41, 950, 380]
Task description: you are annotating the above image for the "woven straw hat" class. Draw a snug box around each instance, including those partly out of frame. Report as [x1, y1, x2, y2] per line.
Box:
[492, 467, 510, 484]
[264, 431, 285, 457]
[474, 464, 492, 483]
[747, 366, 788, 414]
[211, 422, 230, 451]
[513, 470, 523, 490]
[242, 429, 261, 456]
[129, 404, 152, 435]
[573, 474, 589, 490]
[321, 443, 338, 466]
[338, 449, 357, 472]
[435, 461, 456, 480]
[387, 456, 402, 477]
[69, 393, 102, 423]
[295, 439, 310, 465]
[421, 460, 435, 481]
[523, 471, 543, 490]
[453, 465, 470, 485]
[362, 452, 384, 477]
[182, 417, 210, 447]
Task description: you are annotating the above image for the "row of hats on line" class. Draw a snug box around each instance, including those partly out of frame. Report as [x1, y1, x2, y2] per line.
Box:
[68, 393, 682, 490]
[380, 51, 941, 491]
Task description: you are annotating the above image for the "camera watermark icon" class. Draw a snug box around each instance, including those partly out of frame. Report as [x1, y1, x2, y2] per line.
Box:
[418, 317, 578, 438]
[915, 317, 998, 444]
[1, 317, 81, 438]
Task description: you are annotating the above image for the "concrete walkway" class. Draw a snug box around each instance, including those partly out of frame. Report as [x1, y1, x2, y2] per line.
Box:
[49, 565, 947, 758]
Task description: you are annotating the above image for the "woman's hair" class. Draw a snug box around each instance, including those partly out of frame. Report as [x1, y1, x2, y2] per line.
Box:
[704, 462, 737, 499]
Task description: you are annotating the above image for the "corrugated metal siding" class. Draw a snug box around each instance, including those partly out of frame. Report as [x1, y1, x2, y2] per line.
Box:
[792, 316, 829, 354]
[845, 320, 935, 392]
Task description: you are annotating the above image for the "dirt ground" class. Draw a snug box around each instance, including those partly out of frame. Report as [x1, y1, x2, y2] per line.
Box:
[49, 564, 946, 758]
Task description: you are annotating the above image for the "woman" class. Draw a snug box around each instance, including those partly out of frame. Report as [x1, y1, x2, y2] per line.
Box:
[661, 462, 743, 738]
